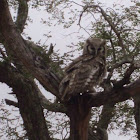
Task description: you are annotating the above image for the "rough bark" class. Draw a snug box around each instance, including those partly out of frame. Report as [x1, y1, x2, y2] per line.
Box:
[0, 1, 140, 140]
[16, 80, 51, 140]
[96, 104, 115, 140]
[0, 0, 140, 108]
[98, 104, 115, 129]
[67, 96, 91, 140]
[85, 77, 140, 107]
[16, 0, 29, 33]
[134, 93, 140, 140]
[0, 0, 60, 98]
[0, 62, 51, 140]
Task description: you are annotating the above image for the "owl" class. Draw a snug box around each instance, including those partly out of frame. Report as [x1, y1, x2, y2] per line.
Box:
[59, 37, 106, 101]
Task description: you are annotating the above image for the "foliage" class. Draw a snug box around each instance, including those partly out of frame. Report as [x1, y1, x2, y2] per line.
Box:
[0, 100, 26, 140]
[0, 0, 140, 139]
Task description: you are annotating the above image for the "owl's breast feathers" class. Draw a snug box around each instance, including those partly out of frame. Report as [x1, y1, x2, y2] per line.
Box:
[59, 54, 106, 101]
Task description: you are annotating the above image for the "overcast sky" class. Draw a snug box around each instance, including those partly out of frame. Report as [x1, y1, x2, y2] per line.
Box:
[0, 0, 137, 140]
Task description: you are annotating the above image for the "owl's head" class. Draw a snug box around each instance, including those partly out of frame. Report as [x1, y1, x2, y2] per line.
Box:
[83, 38, 106, 56]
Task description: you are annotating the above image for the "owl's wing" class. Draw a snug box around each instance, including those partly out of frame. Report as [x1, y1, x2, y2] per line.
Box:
[71, 63, 99, 87]
[65, 55, 93, 73]
[61, 62, 100, 101]
[59, 56, 84, 96]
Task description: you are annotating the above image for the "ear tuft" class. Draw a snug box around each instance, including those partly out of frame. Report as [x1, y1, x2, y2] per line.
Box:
[86, 39, 91, 44]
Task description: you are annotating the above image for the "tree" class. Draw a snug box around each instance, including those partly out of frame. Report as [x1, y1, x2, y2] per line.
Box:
[0, 0, 140, 140]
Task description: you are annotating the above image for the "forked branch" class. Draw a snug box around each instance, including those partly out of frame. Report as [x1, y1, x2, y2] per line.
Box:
[78, 4, 127, 55]
[0, 0, 61, 98]
[16, 0, 29, 33]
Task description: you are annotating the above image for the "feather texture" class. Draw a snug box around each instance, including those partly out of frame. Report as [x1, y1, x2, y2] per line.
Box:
[59, 38, 106, 101]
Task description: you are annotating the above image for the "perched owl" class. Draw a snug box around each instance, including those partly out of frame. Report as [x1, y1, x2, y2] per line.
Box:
[59, 37, 106, 101]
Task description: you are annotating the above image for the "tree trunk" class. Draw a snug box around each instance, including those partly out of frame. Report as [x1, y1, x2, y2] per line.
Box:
[0, 62, 51, 140]
[67, 96, 91, 140]
[16, 80, 51, 140]
[134, 94, 140, 140]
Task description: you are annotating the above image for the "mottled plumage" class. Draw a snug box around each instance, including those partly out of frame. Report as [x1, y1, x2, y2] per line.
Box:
[59, 38, 106, 101]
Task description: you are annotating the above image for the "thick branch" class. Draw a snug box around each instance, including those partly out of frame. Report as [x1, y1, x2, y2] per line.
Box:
[108, 58, 132, 72]
[0, 61, 66, 113]
[98, 104, 115, 129]
[0, 61, 51, 140]
[88, 104, 114, 140]
[37, 89, 67, 113]
[15, 0, 29, 33]
[0, 0, 61, 98]
[113, 64, 136, 87]
[5, 91, 67, 113]
[83, 77, 140, 107]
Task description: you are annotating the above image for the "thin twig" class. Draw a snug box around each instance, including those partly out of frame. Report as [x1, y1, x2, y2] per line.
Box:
[69, 1, 84, 7]
[78, 4, 127, 55]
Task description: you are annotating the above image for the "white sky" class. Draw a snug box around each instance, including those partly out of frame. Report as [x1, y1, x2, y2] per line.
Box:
[0, 0, 138, 140]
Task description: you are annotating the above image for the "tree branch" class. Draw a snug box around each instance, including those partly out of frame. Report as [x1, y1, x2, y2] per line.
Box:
[15, 0, 29, 33]
[133, 94, 140, 140]
[84, 77, 140, 107]
[79, 4, 127, 55]
[108, 58, 132, 72]
[0, 61, 52, 140]
[0, 0, 61, 98]
[98, 104, 115, 130]
[0, 61, 66, 113]
[109, 35, 116, 63]
[5, 91, 67, 113]
[113, 64, 136, 87]
[97, 5, 126, 55]
[78, 5, 88, 26]
[37, 89, 67, 113]
[5, 99, 19, 107]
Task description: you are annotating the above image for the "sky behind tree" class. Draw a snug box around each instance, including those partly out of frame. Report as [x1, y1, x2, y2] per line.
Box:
[0, 0, 137, 139]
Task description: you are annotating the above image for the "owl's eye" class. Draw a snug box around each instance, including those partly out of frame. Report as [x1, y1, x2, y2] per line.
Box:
[90, 45, 95, 50]
[91, 47, 95, 51]
[98, 47, 102, 51]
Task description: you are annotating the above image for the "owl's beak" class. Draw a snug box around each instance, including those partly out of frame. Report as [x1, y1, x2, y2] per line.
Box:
[92, 49, 97, 56]
[95, 49, 98, 56]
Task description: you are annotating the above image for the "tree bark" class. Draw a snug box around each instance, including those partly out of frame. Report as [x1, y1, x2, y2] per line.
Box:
[1, 0, 140, 108]
[97, 104, 115, 129]
[16, 80, 52, 140]
[67, 96, 91, 140]
[0, 0, 60, 98]
[0, 62, 51, 140]
[134, 94, 140, 140]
